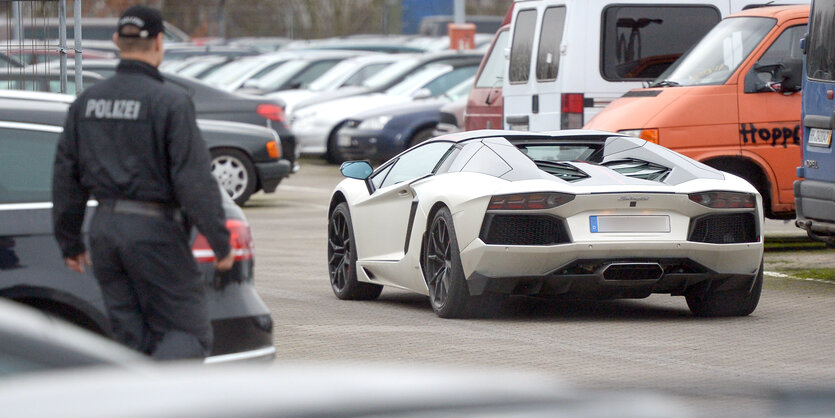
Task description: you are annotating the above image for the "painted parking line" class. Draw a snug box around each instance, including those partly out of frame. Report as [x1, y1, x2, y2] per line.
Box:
[765, 270, 835, 286]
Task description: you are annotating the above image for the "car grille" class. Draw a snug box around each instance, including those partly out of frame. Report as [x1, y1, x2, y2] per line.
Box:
[480, 214, 570, 245]
[688, 213, 757, 244]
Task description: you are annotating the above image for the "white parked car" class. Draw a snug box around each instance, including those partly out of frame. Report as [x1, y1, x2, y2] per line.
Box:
[328, 130, 764, 318]
[291, 59, 481, 161]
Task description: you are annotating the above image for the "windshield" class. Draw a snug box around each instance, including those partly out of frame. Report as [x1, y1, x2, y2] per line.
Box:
[362, 57, 420, 89]
[445, 76, 474, 101]
[384, 64, 452, 96]
[249, 60, 307, 89]
[653, 17, 775, 87]
[308, 60, 358, 91]
[201, 58, 266, 87]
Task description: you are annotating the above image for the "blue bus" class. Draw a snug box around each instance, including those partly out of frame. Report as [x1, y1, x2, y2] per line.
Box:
[795, 0, 835, 244]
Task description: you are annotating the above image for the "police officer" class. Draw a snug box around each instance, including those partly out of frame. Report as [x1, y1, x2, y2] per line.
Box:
[52, 5, 234, 360]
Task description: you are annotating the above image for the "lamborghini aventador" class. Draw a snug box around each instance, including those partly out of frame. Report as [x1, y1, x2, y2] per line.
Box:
[328, 130, 764, 318]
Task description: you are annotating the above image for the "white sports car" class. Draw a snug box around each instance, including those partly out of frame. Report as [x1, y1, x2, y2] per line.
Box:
[328, 130, 764, 318]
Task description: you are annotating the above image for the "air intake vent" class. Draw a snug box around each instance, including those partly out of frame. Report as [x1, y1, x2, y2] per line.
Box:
[480, 215, 570, 245]
[689, 213, 757, 244]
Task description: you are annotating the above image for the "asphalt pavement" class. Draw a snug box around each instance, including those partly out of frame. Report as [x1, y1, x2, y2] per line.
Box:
[244, 158, 835, 417]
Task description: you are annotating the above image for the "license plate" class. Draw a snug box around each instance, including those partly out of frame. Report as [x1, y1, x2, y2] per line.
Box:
[337, 134, 352, 147]
[590, 215, 670, 233]
[808, 128, 832, 147]
[508, 124, 528, 131]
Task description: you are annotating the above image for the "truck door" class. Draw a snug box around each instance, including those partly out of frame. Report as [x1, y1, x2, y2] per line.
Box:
[737, 22, 806, 214]
[503, 6, 541, 131]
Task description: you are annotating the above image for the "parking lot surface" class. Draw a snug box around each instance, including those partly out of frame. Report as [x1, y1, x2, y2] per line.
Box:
[246, 159, 835, 416]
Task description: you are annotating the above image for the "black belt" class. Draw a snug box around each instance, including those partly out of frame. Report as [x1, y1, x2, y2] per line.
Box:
[97, 199, 181, 221]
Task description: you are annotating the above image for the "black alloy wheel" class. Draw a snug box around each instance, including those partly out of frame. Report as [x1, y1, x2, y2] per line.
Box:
[423, 207, 503, 318]
[327, 202, 383, 300]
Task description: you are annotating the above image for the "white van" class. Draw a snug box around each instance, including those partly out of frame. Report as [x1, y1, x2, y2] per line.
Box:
[503, 0, 809, 131]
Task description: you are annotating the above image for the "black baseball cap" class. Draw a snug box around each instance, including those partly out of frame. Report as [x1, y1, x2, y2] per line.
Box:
[117, 5, 164, 38]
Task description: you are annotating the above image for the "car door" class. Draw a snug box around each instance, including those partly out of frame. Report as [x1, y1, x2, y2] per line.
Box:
[737, 21, 806, 210]
[0, 122, 107, 333]
[351, 141, 454, 267]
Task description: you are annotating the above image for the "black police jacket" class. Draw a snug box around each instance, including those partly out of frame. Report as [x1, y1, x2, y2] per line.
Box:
[52, 59, 231, 259]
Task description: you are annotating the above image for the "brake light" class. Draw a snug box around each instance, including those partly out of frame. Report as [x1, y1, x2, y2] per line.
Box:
[688, 192, 755, 209]
[488, 193, 574, 210]
[266, 140, 280, 159]
[256, 103, 286, 122]
[192, 219, 254, 263]
[561, 93, 584, 129]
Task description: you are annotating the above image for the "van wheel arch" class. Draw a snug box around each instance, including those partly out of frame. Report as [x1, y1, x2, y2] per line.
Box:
[702, 157, 779, 217]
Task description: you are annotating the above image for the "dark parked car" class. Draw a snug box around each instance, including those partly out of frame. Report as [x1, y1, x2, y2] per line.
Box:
[0, 69, 104, 94]
[336, 75, 474, 161]
[0, 93, 275, 362]
[50, 59, 299, 175]
[0, 298, 149, 376]
[0, 91, 282, 205]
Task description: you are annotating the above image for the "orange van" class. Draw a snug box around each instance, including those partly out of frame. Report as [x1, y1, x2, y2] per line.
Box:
[585, 5, 808, 218]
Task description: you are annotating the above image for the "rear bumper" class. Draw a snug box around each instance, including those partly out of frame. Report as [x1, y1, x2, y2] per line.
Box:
[460, 239, 762, 297]
[467, 258, 757, 298]
[256, 160, 291, 193]
[200, 261, 274, 361]
[795, 179, 835, 243]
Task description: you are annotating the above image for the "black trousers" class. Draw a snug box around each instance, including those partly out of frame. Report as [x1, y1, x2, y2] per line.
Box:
[89, 209, 212, 360]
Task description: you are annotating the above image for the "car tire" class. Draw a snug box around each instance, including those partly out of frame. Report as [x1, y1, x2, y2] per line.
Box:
[211, 148, 257, 206]
[325, 122, 348, 165]
[328, 202, 383, 300]
[685, 259, 763, 317]
[423, 207, 503, 318]
[407, 127, 435, 148]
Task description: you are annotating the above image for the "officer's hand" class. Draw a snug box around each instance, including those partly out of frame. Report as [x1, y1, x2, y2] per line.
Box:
[65, 252, 91, 273]
[215, 251, 235, 272]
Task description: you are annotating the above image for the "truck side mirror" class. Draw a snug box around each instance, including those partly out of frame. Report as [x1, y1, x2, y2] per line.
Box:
[778, 58, 803, 93]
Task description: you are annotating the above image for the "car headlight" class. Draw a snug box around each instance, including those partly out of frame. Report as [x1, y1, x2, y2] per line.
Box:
[618, 129, 659, 144]
[357, 116, 392, 130]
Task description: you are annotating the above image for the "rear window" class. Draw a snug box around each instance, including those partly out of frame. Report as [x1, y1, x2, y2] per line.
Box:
[536, 6, 567, 82]
[600, 5, 721, 81]
[509, 9, 537, 84]
[807, 0, 835, 81]
[0, 127, 59, 204]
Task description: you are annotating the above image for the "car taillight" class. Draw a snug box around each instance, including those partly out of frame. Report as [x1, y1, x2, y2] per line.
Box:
[488, 193, 575, 210]
[257, 103, 286, 122]
[192, 219, 254, 263]
[561, 93, 584, 129]
[688, 192, 755, 209]
[266, 140, 280, 159]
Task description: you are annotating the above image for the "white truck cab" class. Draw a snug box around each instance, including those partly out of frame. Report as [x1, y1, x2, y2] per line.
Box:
[503, 0, 809, 131]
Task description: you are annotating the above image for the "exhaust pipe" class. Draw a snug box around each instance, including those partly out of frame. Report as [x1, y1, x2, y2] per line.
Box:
[602, 263, 663, 281]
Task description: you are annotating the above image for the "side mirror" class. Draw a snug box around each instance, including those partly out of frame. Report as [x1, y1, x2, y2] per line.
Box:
[340, 161, 373, 180]
[412, 88, 432, 100]
[778, 58, 803, 93]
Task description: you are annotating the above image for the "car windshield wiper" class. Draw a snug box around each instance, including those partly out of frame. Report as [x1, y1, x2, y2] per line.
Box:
[649, 79, 680, 88]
